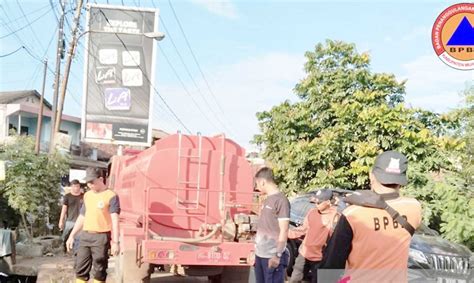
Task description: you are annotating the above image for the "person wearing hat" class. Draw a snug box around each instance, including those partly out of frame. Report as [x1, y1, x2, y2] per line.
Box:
[320, 151, 422, 282]
[66, 167, 120, 283]
[287, 189, 337, 283]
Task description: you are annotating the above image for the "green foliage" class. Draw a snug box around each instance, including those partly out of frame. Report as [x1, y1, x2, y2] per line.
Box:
[405, 84, 474, 250]
[254, 40, 460, 194]
[451, 84, 474, 187]
[405, 173, 474, 250]
[0, 134, 69, 238]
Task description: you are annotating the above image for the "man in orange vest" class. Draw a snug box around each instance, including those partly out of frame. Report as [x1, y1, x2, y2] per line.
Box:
[66, 167, 120, 283]
[288, 189, 337, 283]
[320, 151, 422, 282]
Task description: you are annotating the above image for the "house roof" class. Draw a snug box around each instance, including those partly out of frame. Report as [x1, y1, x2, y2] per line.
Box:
[0, 90, 53, 109]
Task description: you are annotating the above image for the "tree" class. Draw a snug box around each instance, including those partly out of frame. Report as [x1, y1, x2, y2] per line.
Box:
[254, 40, 461, 195]
[0, 134, 69, 239]
[404, 85, 474, 250]
[454, 84, 474, 187]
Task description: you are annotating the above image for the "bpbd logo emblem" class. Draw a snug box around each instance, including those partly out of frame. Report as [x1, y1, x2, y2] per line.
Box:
[432, 3, 474, 70]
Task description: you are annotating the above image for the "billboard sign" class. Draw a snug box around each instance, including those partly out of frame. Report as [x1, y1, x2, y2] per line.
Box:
[82, 4, 158, 146]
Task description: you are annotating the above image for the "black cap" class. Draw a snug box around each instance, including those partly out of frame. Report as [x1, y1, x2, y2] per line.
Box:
[372, 151, 408, 186]
[83, 167, 100, 183]
[313, 189, 333, 202]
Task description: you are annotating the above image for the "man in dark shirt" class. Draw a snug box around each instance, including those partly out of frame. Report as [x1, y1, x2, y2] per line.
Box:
[254, 167, 290, 283]
[59, 179, 83, 253]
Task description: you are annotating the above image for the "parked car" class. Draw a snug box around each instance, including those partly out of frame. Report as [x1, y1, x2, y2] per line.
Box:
[287, 189, 473, 282]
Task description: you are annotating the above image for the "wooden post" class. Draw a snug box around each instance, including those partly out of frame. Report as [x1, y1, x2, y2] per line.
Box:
[35, 59, 48, 154]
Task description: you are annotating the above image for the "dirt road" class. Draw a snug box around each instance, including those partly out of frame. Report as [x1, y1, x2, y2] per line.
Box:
[14, 255, 208, 282]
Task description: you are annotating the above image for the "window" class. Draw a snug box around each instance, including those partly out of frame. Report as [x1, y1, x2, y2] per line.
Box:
[20, 126, 28, 135]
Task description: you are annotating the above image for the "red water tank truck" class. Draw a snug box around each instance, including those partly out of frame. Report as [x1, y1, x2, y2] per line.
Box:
[108, 133, 258, 282]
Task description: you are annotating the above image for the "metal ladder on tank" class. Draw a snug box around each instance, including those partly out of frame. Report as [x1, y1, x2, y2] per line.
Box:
[176, 132, 203, 210]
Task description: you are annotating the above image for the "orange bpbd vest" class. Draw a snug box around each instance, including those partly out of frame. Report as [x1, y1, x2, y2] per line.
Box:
[83, 189, 117, 233]
[343, 196, 421, 282]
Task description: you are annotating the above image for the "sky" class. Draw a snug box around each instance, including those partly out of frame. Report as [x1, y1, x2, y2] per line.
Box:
[0, 0, 473, 150]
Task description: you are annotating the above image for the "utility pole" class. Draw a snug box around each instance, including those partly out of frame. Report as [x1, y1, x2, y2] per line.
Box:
[35, 59, 48, 154]
[50, 0, 66, 153]
[54, 0, 84, 135]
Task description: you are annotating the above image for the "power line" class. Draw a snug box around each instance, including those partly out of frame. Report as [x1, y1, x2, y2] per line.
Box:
[25, 61, 43, 89]
[0, 4, 54, 59]
[0, 46, 24, 58]
[0, 4, 82, 114]
[0, 3, 50, 27]
[0, 4, 57, 90]
[158, 45, 221, 132]
[26, 25, 58, 89]
[15, 0, 46, 51]
[49, 0, 60, 23]
[151, 0, 236, 136]
[166, 0, 231, 122]
[0, 7, 52, 40]
[157, 16, 231, 133]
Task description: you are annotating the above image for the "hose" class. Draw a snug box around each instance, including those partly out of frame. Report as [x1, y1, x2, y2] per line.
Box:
[150, 224, 221, 243]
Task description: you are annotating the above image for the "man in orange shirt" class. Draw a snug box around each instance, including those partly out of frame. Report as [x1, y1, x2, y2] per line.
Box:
[288, 189, 337, 283]
[320, 151, 422, 282]
[66, 167, 120, 283]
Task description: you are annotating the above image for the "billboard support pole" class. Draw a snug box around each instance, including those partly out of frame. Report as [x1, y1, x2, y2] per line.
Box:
[54, 0, 84, 135]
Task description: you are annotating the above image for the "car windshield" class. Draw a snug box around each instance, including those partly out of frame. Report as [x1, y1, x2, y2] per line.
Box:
[289, 194, 316, 226]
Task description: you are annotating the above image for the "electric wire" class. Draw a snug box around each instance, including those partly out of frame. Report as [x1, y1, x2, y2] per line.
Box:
[0, 7, 53, 40]
[158, 44, 221, 132]
[166, 0, 231, 121]
[0, 3, 50, 28]
[0, 46, 24, 58]
[15, 0, 46, 51]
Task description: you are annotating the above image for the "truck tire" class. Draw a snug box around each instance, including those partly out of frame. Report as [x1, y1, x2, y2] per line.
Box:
[219, 266, 251, 283]
[114, 249, 152, 283]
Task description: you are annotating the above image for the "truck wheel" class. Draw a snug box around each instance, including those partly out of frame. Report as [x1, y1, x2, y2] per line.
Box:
[220, 266, 251, 283]
[114, 249, 151, 283]
[207, 273, 222, 283]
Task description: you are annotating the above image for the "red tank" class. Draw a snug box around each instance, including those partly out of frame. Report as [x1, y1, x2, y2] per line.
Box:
[109, 133, 257, 282]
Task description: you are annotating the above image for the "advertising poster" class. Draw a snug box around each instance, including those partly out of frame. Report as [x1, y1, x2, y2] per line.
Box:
[82, 4, 157, 146]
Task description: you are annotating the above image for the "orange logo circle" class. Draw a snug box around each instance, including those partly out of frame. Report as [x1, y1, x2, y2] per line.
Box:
[432, 3, 474, 70]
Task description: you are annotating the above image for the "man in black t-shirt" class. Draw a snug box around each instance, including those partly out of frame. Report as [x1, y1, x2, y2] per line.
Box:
[59, 179, 83, 253]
